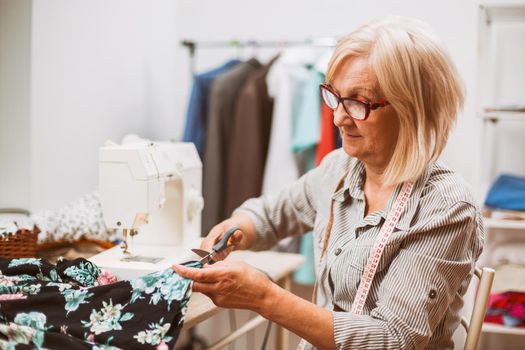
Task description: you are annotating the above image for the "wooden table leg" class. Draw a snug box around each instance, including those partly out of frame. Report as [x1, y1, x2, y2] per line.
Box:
[276, 275, 292, 350]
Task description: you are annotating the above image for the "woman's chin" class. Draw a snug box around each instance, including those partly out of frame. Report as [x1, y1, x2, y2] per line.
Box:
[342, 143, 362, 158]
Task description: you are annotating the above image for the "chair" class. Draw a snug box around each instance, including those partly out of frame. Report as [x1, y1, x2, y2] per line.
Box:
[460, 266, 496, 350]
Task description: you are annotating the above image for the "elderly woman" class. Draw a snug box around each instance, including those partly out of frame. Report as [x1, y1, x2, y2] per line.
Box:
[173, 16, 484, 350]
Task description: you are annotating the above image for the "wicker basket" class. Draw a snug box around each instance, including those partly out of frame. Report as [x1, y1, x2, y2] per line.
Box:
[0, 227, 40, 259]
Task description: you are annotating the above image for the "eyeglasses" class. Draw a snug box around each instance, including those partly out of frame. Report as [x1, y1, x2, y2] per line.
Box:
[320, 83, 390, 121]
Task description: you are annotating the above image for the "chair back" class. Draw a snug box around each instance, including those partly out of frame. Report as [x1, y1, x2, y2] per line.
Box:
[460, 267, 495, 350]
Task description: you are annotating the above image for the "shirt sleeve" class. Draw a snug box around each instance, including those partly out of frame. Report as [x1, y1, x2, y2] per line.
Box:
[332, 201, 484, 349]
[232, 167, 319, 251]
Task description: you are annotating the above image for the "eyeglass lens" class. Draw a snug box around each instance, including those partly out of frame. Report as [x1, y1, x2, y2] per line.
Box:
[321, 87, 367, 120]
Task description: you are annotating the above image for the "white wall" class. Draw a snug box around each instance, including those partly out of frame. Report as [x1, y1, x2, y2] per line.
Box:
[1, 0, 181, 211]
[27, 0, 179, 211]
[0, 0, 182, 211]
[0, 0, 32, 210]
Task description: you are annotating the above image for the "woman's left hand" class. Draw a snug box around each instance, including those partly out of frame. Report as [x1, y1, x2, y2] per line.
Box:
[172, 260, 274, 313]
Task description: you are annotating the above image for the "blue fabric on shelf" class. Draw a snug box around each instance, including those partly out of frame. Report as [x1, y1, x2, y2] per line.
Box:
[182, 59, 241, 157]
[485, 173, 525, 210]
[502, 314, 523, 327]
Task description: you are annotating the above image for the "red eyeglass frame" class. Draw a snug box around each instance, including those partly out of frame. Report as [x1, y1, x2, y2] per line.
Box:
[320, 83, 390, 121]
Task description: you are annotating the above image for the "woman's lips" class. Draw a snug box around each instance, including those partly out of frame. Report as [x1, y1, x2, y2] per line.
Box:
[341, 131, 362, 139]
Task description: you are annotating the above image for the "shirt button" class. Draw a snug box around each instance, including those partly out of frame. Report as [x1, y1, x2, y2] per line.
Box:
[429, 289, 437, 299]
[334, 248, 342, 256]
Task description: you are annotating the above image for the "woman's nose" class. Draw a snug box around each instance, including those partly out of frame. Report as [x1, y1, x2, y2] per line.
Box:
[332, 104, 354, 127]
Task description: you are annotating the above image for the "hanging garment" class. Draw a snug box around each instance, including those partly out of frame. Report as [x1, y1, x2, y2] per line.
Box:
[335, 124, 342, 149]
[290, 67, 324, 285]
[182, 59, 241, 157]
[263, 49, 332, 256]
[202, 58, 262, 235]
[0, 257, 200, 349]
[315, 104, 336, 165]
[224, 56, 279, 217]
[291, 66, 323, 172]
[261, 53, 313, 255]
[313, 49, 339, 166]
[262, 52, 311, 196]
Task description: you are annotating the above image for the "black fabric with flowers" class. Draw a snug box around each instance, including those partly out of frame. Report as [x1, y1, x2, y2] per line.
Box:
[0, 257, 201, 349]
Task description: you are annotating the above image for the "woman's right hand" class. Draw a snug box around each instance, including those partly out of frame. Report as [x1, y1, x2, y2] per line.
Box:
[201, 214, 256, 262]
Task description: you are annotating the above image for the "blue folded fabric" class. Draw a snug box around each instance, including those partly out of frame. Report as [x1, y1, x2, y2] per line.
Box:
[485, 173, 525, 210]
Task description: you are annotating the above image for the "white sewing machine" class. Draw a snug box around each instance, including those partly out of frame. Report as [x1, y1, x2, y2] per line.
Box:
[89, 135, 204, 280]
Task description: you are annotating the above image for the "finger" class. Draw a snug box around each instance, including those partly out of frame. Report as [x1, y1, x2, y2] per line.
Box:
[229, 231, 243, 247]
[203, 260, 230, 269]
[212, 246, 234, 261]
[200, 241, 213, 252]
[209, 260, 230, 268]
[201, 225, 225, 251]
[172, 264, 220, 283]
[191, 281, 219, 294]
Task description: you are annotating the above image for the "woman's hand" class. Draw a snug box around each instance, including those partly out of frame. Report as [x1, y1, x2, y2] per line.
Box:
[201, 214, 257, 262]
[172, 260, 274, 313]
[173, 260, 336, 349]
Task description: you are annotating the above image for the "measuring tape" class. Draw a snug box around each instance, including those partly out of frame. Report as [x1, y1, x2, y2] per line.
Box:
[350, 181, 413, 315]
[297, 181, 414, 349]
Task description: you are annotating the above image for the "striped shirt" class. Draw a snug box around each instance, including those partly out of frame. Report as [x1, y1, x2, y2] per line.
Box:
[234, 149, 485, 349]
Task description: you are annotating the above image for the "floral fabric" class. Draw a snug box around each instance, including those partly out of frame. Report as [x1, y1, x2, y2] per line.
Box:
[31, 192, 117, 243]
[0, 257, 200, 349]
[0, 192, 116, 244]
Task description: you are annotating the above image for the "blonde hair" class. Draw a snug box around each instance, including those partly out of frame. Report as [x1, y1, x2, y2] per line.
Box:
[326, 16, 464, 185]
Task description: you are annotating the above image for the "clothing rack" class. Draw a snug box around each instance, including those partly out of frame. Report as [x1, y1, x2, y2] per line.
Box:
[181, 38, 337, 75]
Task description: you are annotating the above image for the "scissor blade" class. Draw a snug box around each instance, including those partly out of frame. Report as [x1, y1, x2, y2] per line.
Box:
[191, 248, 210, 258]
[199, 254, 213, 265]
[191, 248, 214, 264]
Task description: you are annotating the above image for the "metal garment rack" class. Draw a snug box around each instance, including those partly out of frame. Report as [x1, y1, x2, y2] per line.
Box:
[181, 38, 337, 75]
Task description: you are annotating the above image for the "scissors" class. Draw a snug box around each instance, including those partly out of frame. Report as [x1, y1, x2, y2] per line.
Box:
[191, 226, 240, 265]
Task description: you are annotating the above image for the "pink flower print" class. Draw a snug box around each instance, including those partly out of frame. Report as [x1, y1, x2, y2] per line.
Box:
[156, 341, 168, 350]
[0, 293, 27, 301]
[60, 325, 68, 334]
[87, 333, 95, 342]
[96, 270, 118, 286]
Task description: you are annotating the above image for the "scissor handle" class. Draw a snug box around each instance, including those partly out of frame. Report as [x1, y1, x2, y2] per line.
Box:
[212, 226, 241, 253]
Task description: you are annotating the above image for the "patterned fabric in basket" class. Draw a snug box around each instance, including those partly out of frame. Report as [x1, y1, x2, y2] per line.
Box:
[31, 192, 116, 243]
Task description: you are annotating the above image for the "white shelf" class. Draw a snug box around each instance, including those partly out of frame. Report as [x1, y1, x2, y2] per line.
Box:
[485, 218, 525, 230]
[483, 323, 525, 336]
[481, 111, 525, 121]
[482, 3, 525, 24]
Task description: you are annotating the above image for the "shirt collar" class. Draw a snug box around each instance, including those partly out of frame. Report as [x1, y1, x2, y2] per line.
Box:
[331, 157, 435, 232]
[332, 157, 365, 202]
